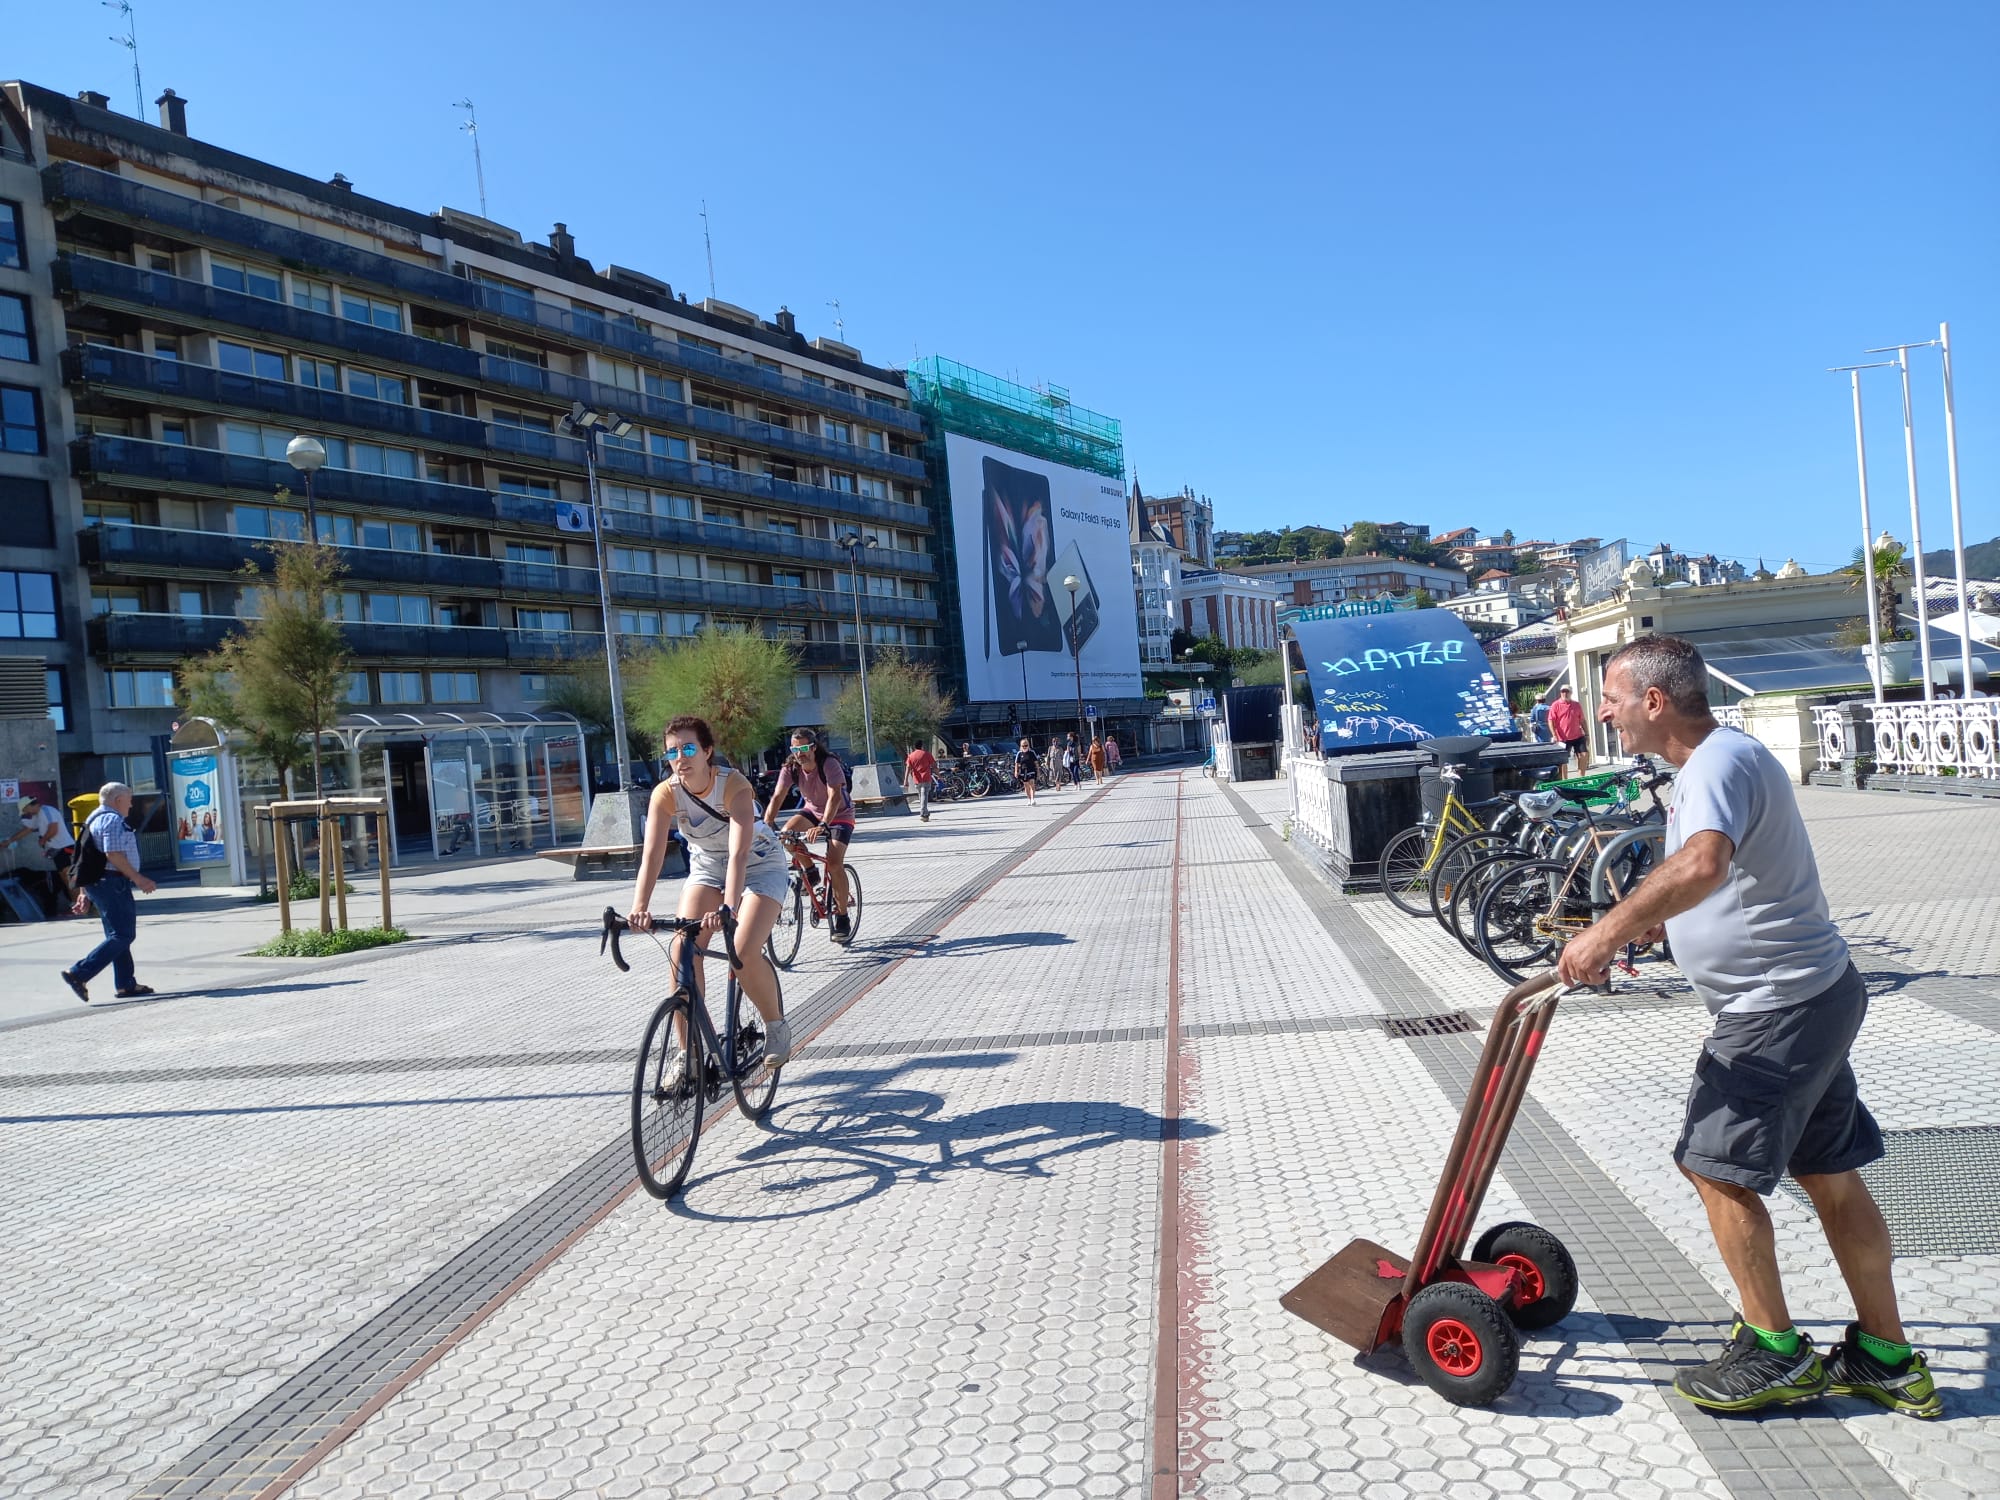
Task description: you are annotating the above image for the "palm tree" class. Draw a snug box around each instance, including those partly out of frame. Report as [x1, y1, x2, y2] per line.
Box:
[1841, 536, 1911, 646]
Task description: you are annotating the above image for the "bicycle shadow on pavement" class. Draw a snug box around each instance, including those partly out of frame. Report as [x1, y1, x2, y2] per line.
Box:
[671, 1052, 1213, 1223]
[864, 930, 1074, 962]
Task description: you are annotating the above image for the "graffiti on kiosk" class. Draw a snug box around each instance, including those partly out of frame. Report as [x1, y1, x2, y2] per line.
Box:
[1326, 713, 1429, 743]
[1320, 638, 1466, 676]
[1319, 689, 1389, 714]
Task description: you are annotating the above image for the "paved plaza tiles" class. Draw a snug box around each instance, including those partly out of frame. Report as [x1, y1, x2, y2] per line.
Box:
[2, 772, 1998, 1500]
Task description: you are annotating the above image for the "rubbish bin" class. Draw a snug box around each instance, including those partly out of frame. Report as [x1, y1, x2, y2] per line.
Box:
[1418, 735, 1493, 821]
[67, 793, 100, 841]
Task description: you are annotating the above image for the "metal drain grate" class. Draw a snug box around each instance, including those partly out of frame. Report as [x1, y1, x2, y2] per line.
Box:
[1381, 1011, 1478, 1039]
[1779, 1126, 2000, 1255]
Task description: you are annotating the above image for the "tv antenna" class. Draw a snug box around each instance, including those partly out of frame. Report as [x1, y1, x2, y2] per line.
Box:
[104, 1, 143, 119]
[700, 200, 716, 299]
[827, 298, 844, 341]
[453, 99, 487, 219]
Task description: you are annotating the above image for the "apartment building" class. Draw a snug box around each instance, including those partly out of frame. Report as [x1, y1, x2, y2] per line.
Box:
[1177, 565, 1279, 651]
[3, 81, 935, 800]
[1226, 554, 1468, 608]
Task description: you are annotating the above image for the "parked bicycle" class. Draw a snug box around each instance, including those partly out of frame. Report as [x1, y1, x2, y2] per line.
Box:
[1375, 762, 1521, 914]
[765, 829, 866, 970]
[602, 905, 784, 1199]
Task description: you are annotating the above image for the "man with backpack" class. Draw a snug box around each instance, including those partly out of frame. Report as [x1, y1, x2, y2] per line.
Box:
[61, 782, 157, 1003]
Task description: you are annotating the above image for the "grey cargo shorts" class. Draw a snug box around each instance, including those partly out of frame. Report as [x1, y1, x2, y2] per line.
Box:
[1674, 963, 1884, 1195]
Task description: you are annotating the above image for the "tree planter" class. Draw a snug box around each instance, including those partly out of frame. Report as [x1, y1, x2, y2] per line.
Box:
[1864, 640, 1918, 687]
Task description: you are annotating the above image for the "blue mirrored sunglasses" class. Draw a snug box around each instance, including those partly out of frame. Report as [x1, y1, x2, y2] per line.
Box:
[666, 743, 702, 760]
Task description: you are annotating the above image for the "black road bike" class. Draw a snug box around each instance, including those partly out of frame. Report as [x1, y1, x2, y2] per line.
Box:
[601, 906, 785, 1199]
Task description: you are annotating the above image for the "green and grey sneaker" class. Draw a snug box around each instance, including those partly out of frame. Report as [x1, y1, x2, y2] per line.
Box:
[1673, 1323, 1828, 1413]
[1824, 1324, 1943, 1419]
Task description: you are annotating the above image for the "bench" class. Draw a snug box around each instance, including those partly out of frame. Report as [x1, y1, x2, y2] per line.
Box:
[538, 845, 643, 882]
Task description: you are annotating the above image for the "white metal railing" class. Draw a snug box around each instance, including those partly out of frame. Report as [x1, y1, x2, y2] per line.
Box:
[1810, 706, 1848, 772]
[1867, 700, 2000, 779]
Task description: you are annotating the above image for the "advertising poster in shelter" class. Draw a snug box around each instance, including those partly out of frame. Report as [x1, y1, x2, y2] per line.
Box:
[169, 751, 228, 867]
[1293, 611, 1517, 752]
[943, 432, 1142, 703]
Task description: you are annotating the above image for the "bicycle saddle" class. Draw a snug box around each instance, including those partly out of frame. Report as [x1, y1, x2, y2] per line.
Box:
[1515, 790, 1564, 821]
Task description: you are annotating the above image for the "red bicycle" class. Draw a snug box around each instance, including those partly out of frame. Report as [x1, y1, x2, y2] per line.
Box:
[766, 830, 864, 969]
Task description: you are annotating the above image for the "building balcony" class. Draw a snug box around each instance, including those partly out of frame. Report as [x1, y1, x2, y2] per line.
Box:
[344, 621, 508, 660]
[64, 343, 489, 449]
[73, 434, 499, 523]
[592, 445, 931, 531]
[56, 253, 482, 380]
[497, 560, 602, 601]
[48, 168, 922, 434]
[87, 610, 508, 662]
[505, 628, 611, 664]
[81, 523, 505, 592]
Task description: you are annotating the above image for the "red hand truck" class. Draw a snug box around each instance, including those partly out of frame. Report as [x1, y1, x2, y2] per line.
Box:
[1280, 972, 1581, 1406]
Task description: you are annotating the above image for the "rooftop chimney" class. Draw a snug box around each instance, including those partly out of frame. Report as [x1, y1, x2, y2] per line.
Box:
[775, 307, 797, 336]
[549, 222, 576, 260]
[328, 173, 353, 192]
[155, 88, 187, 136]
[77, 90, 111, 110]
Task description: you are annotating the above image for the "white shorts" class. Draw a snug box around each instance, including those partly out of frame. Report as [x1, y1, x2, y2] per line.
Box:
[686, 842, 791, 904]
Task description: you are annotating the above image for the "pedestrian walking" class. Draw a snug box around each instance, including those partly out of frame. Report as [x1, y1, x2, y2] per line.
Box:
[905, 741, 937, 821]
[1089, 736, 1107, 784]
[61, 783, 158, 1003]
[11, 793, 77, 912]
[1062, 733, 1081, 787]
[1015, 738, 1041, 806]
[1559, 636, 1939, 1419]
[1530, 693, 1553, 745]
[1104, 735, 1123, 774]
[1547, 685, 1588, 774]
[1048, 737, 1065, 789]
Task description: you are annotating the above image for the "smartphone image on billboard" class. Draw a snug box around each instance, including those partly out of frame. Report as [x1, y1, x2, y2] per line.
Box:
[1050, 541, 1100, 656]
[983, 457, 1062, 656]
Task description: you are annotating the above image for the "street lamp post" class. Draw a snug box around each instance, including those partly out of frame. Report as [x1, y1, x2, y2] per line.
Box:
[1829, 362, 1897, 703]
[558, 401, 635, 791]
[1017, 642, 1030, 739]
[839, 531, 880, 768]
[1062, 574, 1086, 756]
[285, 435, 326, 537]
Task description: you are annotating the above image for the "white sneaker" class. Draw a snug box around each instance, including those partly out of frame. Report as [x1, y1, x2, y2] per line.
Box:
[660, 1047, 687, 1090]
[763, 1016, 792, 1066]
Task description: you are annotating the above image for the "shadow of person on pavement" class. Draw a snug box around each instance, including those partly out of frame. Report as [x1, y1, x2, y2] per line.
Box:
[671, 1052, 1214, 1222]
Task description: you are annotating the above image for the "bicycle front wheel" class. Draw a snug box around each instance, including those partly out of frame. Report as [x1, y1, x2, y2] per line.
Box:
[1428, 832, 1515, 930]
[766, 876, 804, 971]
[1377, 825, 1441, 916]
[631, 994, 703, 1199]
[1450, 851, 1525, 957]
[727, 967, 784, 1122]
[966, 768, 991, 798]
[1474, 858, 1571, 984]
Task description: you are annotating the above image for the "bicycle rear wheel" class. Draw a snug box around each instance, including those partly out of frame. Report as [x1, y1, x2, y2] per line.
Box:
[766, 876, 804, 971]
[727, 966, 784, 1121]
[1474, 858, 1571, 984]
[631, 994, 703, 1199]
[839, 865, 863, 943]
[1377, 825, 1441, 916]
[1428, 832, 1515, 930]
[1449, 851, 1525, 956]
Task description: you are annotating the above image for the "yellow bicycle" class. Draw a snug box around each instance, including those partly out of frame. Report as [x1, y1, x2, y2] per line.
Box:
[1376, 763, 1516, 916]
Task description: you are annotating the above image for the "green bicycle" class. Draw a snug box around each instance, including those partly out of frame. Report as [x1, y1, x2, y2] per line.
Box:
[1376, 761, 1518, 916]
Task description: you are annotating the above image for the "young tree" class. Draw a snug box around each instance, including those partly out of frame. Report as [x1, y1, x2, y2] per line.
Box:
[828, 649, 954, 760]
[1347, 520, 1384, 554]
[627, 627, 798, 766]
[1412, 586, 1438, 609]
[180, 539, 352, 793]
[539, 668, 658, 767]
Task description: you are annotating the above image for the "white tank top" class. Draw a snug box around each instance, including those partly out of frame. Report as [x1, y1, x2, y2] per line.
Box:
[671, 767, 778, 859]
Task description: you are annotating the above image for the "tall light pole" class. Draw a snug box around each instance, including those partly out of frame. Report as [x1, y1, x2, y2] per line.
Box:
[839, 531, 880, 768]
[1829, 362, 1897, 703]
[559, 400, 635, 790]
[1062, 573, 1086, 755]
[285, 435, 326, 538]
[1938, 322, 1975, 697]
[1867, 340, 1938, 701]
[453, 99, 488, 220]
[1017, 640, 1030, 739]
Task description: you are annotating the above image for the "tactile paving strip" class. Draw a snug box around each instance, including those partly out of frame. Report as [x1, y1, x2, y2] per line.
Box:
[1779, 1126, 2000, 1255]
[1213, 779, 1901, 1500]
[130, 786, 1114, 1500]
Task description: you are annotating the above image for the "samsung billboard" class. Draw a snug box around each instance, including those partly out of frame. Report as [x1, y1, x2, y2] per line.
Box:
[944, 432, 1143, 704]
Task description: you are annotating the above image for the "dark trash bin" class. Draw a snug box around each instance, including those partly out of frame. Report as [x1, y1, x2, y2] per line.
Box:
[1418, 735, 1494, 821]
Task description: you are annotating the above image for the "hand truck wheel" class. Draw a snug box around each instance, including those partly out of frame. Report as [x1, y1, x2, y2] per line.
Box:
[1402, 1281, 1520, 1407]
[1471, 1221, 1579, 1331]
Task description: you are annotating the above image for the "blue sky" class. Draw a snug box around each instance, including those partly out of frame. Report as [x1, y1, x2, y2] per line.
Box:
[12, 2, 1996, 569]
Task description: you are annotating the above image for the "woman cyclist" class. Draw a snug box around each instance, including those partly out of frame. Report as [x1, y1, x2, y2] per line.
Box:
[629, 715, 791, 1070]
[764, 729, 858, 944]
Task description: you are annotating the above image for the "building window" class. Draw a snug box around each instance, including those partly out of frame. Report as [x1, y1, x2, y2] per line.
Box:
[504, 541, 557, 567]
[619, 609, 661, 636]
[359, 519, 422, 552]
[703, 504, 744, 527]
[429, 670, 479, 703]
[218, 341, 287, 381]
[487, 339, 546, 369]
[492, 408, 552, 433]
[827, 471, 855, 494]
[794, 673, 819, 700]
[109, 668, 176, 708]
[231, 503, 306, 541]
[766, 518, 801, 536]
[516, 607, 573, 631]
[223, 421, 295, 461]
[0, 384, 43, 453]
[858, 476, 888, 501]
[377, 671, 424, 705]
[102, 752, 160, 793]
[292, 277, 334, 315]
[0, 292, 32, 363]
[45, 667, 68, 733]
[210, 255, 282, 301]
[0, 475, 55, 547]
[344, 672, 370, 704]
[677, 333, 722, 355]
[823, 419, 852, 444]
[0, 200, 22, 269]
[498, 474, 556, 500]
[296, 356, 339, 390]
[341, 291, 404, 331]
[663, 611, 702, 636]
[0, 570, 58, 638]
[650, 432, 689, 462]
[519, 672, 551, 702]
[772, 570, 804, 590]
[708, 558, 750, 584]
[323, 437, 418, 478]
[347, 369, 408, 404]
[645, 372, 682, 401]
[366, 593, 431, 625]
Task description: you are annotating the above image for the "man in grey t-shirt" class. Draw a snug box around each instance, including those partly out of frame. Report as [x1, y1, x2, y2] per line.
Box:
[1557, 636, 1939, 1419]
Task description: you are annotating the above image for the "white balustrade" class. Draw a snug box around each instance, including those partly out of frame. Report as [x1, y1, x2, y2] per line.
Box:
[1286, 752, 1337, 856]
[1810, 706, 1847, 772]
[1863, 700, 2000, 780]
